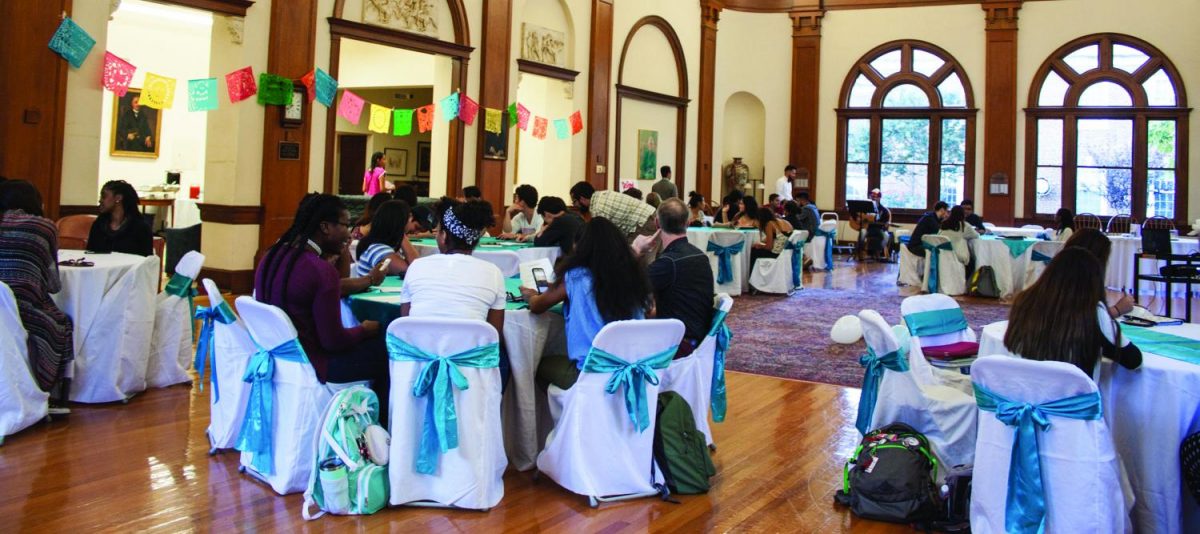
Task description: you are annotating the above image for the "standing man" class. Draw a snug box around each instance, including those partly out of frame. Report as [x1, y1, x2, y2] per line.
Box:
[632, 198, 714, 358]
[652, 165, 679, 200]
[775, 165, 797, 203]
[569, 181, 657, 242]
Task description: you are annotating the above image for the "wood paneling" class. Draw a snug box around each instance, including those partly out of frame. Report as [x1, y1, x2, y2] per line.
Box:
[695, 1, 721, 201]
[326, 18, 473, 60]
[584, 0, 614, 192]
[516, 59, 578, 82]
[0, 0, 71, 220]
[57, 205, 100, 217]
[981, 1, 1020, 225]
[156, 0, 254, 17]
[197, 203, 263, 225]
[197, 266, 255, 294]
[257, 0, 319, 251]
[789, 9, 824, 200]
[721, 0, 1043, 12]
[475, 0, 515, 224]
[616, 17, 690, 192]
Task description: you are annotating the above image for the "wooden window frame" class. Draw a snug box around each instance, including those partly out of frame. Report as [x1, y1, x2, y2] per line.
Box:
[835, 40, 978, 222]
[1023, 33, 1190, 226]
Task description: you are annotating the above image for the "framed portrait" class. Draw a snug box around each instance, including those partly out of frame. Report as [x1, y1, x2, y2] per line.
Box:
[483, 120, 509, 160]
[637, 129, 658, 180]
[110, 88, 162, 159]
[384, 148, 408, 177]
[416, 141, 432, 177]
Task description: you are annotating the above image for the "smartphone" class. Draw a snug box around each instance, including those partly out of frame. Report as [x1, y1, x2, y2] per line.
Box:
[532, 267, 550, 293]
[378, 258, 392, 272]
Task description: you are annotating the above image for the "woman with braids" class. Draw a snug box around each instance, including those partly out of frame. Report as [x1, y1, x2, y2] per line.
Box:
[254, 193, 390, 413]
[87, 180, 153, 256]
[521, 217, 652, 390]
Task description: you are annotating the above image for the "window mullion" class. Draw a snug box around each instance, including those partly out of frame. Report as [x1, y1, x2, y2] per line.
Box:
[869, 115, 882, 192]
[1063, 115, 1078, 213]
[1132, 115, 1149, 220]
[929, 115, 942, 207]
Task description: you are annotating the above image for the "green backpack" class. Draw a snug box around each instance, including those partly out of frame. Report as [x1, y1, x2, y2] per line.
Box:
[302, 386, 390, 520]
[653, 391, 717, 494]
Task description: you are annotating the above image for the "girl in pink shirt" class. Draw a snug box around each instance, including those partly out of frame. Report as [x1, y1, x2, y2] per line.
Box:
[362, 151, 392, 196]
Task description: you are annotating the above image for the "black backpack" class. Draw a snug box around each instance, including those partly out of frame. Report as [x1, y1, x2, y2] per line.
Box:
[970, 265, 1001, 298]
[653, 391, 716, 494]
[835, 422, 941, 524]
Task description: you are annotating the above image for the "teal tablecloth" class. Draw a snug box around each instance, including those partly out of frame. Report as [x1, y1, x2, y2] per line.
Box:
[349, 277, 558, 324]
[981, 234, 1037, 258]
[1120, 324, 1200, 365]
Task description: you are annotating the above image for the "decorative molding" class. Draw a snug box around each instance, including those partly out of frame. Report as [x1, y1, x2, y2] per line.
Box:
[789, 8, 823, 37]
[789, 7, 824, 201]
[157, 0, 255, 17]
[516, 59, 579, 82]
[585, 0, 616, 191]
[563, 81, 574, 100]
[327, 17, 473, 59]
[617, 16, 689, 100]
[982, 1, 1021, 30]
[520, 23, 567, 67]
[701, 0, 722, 29]
[361, 0, 439, 38]
[58, 205, 100, 217]
[109, 0, 122, 20]
[615, 84, 690, 108]
[224, 16, 245, 44]
[198, 267, 255, 296]
[616, 16, 690, 193]
[696, 0, 723, 200]
[197, 203, 263, 225]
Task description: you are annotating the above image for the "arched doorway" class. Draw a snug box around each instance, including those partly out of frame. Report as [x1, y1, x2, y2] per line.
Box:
[615, 16, 689, 193]
[721, 91, 766, 203]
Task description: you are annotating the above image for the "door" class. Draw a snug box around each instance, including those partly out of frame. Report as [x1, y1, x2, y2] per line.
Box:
[337, 134, 368, 195]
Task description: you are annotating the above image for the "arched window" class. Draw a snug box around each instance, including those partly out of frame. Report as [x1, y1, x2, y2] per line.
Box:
[836, 41, 977, 213]
[1026, 34, 1189, 221]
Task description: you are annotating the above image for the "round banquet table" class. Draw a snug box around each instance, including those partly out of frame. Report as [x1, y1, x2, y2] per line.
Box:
[987, 226, 1045, 239]
[971, 236, 1040, 298]
[410, 237, 561, 267]
[1108, 235, 1199, 297]
[980, 320, 1200, 533]
[685, 227, 759, 292]
[52, 251, 159, 403]
[348, 276, 565, 471]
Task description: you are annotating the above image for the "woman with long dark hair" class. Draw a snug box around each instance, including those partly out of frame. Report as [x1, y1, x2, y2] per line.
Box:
[1004, 246, 1141, 376]
[353, 200, 418, 277]
[87, 179, 153, 256]
[1054, 208, 1075, 242]
[714, 190, 742, 225]
[254, 193, 389, 412]
[687, 191, 708, 227]
[351, 191, 393, 240]
[938, 205, 979, 269]
[1062, 228, 1134, 318]
[362, 151, 392, 196]
[522, 217, 652, 389]
[749, 206, 794, 270]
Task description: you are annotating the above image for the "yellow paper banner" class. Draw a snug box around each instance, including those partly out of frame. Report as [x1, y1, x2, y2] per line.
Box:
[368, 104, 390, 134]
[484, 108, 503, 134]
[142, 72, 176, 109]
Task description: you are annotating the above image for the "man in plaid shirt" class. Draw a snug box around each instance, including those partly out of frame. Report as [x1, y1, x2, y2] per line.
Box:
[569, 181, 658, 241]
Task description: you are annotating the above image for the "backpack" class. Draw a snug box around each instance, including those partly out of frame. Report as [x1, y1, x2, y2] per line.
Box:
[302, 386, 390, 519]
[970, 266, 1001, 298]
[834, 422, 941, 524]
[653, 391, 716, 494]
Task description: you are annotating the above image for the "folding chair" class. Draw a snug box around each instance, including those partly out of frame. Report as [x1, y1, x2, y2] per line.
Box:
[1023, 240, 1064, 291]
[472, 249, 522, 278]
[705, 231, 746, 296]
[658, 295, 734, 448]
[808, 220, 838, 271]
[921, 235, 966, 296]
[148, 251, 205, 387]
[199, 279, 257, 453]
[0, 281, 48, 443]
[749, 230, 808, 294]
[901, 294, 979, 374]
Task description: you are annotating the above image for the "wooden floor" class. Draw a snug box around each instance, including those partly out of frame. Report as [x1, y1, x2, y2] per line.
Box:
[0, 371, 911, 533]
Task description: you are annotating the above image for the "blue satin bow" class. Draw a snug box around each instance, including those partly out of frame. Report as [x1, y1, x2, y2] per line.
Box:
[582, 345, 677, 433]
[855, 345, 910, 435]
[164, 273, 197, 335]
[708, 310, 731, 422]
[783, 239, 804, 289]
[974, 383, 1102, 534]
[922, 241, 955, 294]
[815, 228, 836, 271]
[387, 335, 499, 475]
[706, 240, 743, 285]
[903, 308, 970, 338]
[235, 338, 308, 475]
[193, 300, 238, 401]
[1030, 250, 1053, 264]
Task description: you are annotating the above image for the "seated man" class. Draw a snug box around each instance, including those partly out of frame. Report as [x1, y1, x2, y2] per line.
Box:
[569, 181, 657, 242]
[499, 184, 542, 241]
[961, 198, 986, 232]
[533, 196, 584, 255]
[907, 201, 950, 257]
[633, 198, 715, 358]
[793, 192, 819, 241]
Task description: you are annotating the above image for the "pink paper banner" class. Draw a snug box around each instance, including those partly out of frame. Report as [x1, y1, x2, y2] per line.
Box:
[458, 94, 479, 126]
[101, 52, 136, 97]
[532, 116, 548, 140]
[338, 90, 365, 125]
[569, 110, 583, 135]
[517, 103, 531, 131]
[226, 66, 257, 103]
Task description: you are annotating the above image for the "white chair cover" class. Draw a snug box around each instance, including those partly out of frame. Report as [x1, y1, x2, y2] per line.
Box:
[970, 356, 1129, 534]
[472, 250, 521, 278]
[982, 222, 997, 230]
[921, 235, 966, 296]
[1020, 224, 1045, 231]
[386, 317, 506, 510]
[808, 221, 839, 271]
[0, 281, 48, 441]
[147, 251, 205, 388]
[897, 240, 924, 287]
[234, 296, 333, 495]
[1023, 240, 1063, 291]
[859, 310, 977, 469]
[705, 231, 745, 297]
[201, 279, 257, 451]
[658, 294, 734, 446]
[900, 294, 978, 390]
[749, 230, 808, 294]
[537, 319, 685, 502]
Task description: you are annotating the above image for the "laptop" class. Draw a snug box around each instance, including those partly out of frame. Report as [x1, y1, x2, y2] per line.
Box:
[1141, 228, 1172, 256]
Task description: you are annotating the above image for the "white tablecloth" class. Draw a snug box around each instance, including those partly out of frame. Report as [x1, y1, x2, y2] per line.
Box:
[971, 238, 1035, 298]
[988, 226, 1045, 238]
[981, 321, 1200, 533]
[500, 309, 566, 471]
[686, 228, 757, 292]
[1108, 235, 1199, 297]
[411, 241, 561, 267]
[52, 251, 159, 403]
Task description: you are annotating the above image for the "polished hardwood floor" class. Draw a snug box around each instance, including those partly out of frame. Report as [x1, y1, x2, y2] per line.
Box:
[0, 371, 912, 533]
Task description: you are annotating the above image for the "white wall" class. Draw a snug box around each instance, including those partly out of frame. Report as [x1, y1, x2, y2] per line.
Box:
[514, 75, 576, 200]
[721, 92, 766, 201]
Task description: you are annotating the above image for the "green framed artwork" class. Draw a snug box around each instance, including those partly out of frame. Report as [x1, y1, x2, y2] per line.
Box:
[637, 129, 657, 180]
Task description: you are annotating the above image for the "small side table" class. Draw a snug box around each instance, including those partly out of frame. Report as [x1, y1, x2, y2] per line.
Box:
[140, 197, 175, 231]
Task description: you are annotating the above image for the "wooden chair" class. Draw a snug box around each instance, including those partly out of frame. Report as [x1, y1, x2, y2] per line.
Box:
[55, 214, 96, 250]
[1074, 213, 1103, 231]
[1143, 216, 1176, 232]
[1106, 214, 1135, 234]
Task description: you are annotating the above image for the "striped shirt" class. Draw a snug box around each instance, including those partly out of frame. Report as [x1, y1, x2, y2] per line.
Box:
[352, 242, 397, 278]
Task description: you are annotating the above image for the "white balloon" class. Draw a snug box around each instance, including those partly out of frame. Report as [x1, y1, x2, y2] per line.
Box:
[831, 315, 863, 344]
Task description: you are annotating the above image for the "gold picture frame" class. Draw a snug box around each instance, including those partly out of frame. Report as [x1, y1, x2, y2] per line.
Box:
[110, 88, 163, 159]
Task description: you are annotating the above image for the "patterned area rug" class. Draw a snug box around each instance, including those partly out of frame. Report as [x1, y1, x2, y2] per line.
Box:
[723, 286, 1013, 388]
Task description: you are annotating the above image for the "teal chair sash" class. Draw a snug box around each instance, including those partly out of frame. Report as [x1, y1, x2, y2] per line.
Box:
[974, 383, 1103, 534]
[783, 239, 804, 289]
[387, 334, 500, 475]
[194, 300, 238, 401]
[814, 228, 836, 271]
[164, 273, 198, 335]
[235, 338, 308, 475]
[855, 345, 910, 435]
[921, 241, 955, 294]
[581, 345, 677, 433]
[707, 309, 731, 422]
[706, 240, 744, 285]
[1031, 250, 1054, 264]
[903, 308, 970, 338]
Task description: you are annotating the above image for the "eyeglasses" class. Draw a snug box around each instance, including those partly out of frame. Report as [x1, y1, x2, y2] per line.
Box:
[326, 220, 351, 228]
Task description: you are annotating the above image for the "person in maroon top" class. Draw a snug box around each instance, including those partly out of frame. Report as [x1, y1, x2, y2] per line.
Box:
[254, 193, 389, 417]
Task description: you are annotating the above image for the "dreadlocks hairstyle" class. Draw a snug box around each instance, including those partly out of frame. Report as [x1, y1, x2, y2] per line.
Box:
[101, 180, 140, 218]
[259, 193, 346, 303]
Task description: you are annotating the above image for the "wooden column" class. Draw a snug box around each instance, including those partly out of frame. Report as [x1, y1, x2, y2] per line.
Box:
[981, 1, 1021, 225]
[257, 0, 318, 251]
[476, 0, 514, 222]
[584, 0, 614, 191]
[788, 9, 823, 200]
[695, 1, 721, 201]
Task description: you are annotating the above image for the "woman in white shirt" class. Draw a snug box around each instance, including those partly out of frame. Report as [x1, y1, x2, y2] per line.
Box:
[937, 205, 979, 267]
[1053, 208, 1075, 242]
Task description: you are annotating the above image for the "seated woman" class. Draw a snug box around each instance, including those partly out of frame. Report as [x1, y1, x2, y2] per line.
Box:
[937, 205, 979, 273]
[521, 217, 651, 390]
[352, 200, 419, 278]
[1004, 246, 1141, 377]
[713, 191, 742, 225]
[350, 191, 393, 241]
[750, 206, 794, 270]
[1053, 207, 1075, 242]
[687, 191, 708, 227]
[0, 180, 73, 414]
[715, 196, 760, 229]
[254, 194, 389, 415]
[87, 180, 153, 256]
[1063, 228, 1135, 318]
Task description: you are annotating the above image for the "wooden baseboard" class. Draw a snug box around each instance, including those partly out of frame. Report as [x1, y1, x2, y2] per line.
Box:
[58, 204, 100, 217]
[197, 267, 254, 296]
